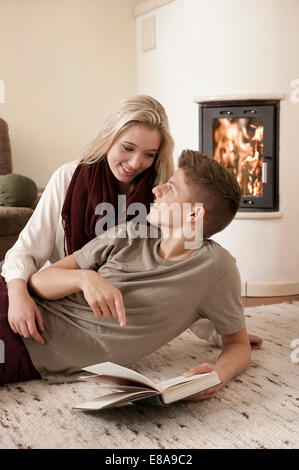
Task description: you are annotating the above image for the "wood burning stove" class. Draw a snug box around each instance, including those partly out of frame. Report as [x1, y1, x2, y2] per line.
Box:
[198, 100, 279, 211]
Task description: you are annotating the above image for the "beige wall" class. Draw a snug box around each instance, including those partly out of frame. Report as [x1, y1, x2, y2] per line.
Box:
[0, 0, 136, 187]
[132, 0, 147, 6]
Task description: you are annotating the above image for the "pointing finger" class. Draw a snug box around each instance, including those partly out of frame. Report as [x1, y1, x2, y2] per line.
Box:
[114, 293, 126, 327]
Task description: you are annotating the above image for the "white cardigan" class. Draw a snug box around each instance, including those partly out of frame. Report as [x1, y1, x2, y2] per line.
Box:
[2, 160, 79, 283]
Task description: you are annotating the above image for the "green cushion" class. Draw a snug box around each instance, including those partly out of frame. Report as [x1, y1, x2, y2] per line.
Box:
[0, 173, 38, 208]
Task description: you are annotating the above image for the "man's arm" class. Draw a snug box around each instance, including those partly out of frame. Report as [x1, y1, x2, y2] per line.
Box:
[28, 254, 126, 327]
[183, 327, 251, 401]
[28, 254, 83, 300]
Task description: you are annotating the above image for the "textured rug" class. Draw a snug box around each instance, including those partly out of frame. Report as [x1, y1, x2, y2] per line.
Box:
[0, 301, 298, 449]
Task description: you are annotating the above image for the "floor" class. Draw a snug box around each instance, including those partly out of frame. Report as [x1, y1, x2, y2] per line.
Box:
[242, 294, 299, 307]
[1, 301, 298, 449]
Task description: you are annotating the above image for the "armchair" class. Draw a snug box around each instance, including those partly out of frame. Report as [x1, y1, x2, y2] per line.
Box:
[0, 118, 41, 260]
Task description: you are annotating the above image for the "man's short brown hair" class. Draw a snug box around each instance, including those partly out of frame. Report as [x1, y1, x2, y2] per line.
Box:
[178, 150, 241, 238]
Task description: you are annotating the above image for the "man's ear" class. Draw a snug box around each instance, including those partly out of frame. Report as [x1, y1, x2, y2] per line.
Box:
[187, 204, 205, 223]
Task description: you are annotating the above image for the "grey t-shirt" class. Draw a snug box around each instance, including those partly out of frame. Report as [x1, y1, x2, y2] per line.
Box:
[24, 223, 245, 382]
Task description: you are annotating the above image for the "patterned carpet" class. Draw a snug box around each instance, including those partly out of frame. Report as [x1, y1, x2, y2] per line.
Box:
[0, 301, 298, 449]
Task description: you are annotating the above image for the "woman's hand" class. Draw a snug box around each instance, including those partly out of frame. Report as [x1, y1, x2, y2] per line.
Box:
[7, 279, 45, 344]
[79, 270, 126, 327]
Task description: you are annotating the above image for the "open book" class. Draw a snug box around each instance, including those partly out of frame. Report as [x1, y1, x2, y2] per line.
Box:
[73, 362, 222, 411]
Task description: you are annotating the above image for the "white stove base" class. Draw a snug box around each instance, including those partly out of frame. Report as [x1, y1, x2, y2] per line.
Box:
[243, 280, 299, 297]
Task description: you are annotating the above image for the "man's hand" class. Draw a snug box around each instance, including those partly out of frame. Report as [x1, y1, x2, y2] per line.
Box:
[79, 270, 126, 327]
[8, 279, 45, 344]
[182, 363, 224, 401]
[182, 328, 252, 402]
[248, 333, 263, 350]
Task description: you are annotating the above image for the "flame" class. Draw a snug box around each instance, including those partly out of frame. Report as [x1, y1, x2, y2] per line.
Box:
[213, 118, 264, 197]
[252, 126, 263, 141]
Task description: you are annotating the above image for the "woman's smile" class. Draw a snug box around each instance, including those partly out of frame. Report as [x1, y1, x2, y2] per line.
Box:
[106, 124, 162, 188]
[120, 163, 138, 177]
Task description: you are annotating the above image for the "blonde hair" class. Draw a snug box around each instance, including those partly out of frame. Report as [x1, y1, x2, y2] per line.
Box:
[79, 95, 175, 185]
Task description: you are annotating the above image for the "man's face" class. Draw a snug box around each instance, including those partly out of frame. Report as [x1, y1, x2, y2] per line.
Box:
[147, 168, 202, 235]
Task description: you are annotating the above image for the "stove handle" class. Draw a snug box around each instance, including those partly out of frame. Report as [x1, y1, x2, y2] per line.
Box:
[262, 161, 267, 183]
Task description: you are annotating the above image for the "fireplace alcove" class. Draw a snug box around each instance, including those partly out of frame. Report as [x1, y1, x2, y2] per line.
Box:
[135, 0, 299, 298]
[197, 99, 279, 212]
[192, 94, 299, 297]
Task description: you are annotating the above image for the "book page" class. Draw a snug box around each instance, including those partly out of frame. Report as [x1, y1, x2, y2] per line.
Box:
[81, 362, 158, 391]
[73, 389, 159, 411]
[79, 377, 151, 393]
[160, 372, 221, 404]
[157, 371, 217, 393]
[80, 374, 149, 388]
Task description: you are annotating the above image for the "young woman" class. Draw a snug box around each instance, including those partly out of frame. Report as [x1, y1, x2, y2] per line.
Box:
[1, 95, 175, 346]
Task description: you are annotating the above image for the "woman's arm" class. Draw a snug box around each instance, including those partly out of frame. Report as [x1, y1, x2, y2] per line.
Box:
[3, 161, 77, 284]
[5, 162, 77, 344]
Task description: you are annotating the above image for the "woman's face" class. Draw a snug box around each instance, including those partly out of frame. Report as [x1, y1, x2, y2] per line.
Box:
[106, 124, 161, 185]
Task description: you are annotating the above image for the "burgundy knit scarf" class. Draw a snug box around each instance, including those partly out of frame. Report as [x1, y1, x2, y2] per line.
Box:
[61, 157, 156, 255]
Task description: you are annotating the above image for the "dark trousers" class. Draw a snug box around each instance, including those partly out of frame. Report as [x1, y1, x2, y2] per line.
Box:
[0, 275, 41, 384]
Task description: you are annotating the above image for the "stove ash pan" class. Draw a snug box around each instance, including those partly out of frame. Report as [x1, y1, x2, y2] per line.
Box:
[198, 100, 279, 211]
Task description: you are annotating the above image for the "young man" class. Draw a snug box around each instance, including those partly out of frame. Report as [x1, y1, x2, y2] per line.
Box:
[2, 151, 253, 400]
